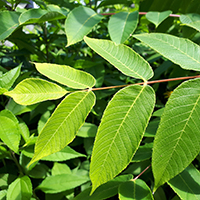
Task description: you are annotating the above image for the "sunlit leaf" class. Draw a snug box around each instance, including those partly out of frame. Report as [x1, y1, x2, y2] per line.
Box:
[7, 176, 32, 200]
[108, 11, 139, 44]
[180, 13, 200, 32]
[146, 10, 172, 27]
[4, 78, 68, 105]
[65, 6, 103, 47]
[84, 37, 153, 81]
[29, 91, 95, 165]
[34, 62, 96, 89]
[90, 85, 155, 193]
[168, 164, 200, 200]
[152, 78, 200, 191]
[119, 179, 154, 200]
[134, 33, 200, 71]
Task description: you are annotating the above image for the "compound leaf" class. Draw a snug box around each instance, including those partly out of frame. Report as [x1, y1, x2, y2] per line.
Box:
[65, 6, 103, 47]
[29, 91, 95, 165]
[84, 37, 153, 81]
[152, 78, 200, 191]
[134, 33, 200, 71]
[4, 78, 68, 105]
[34, 62, 96, 89]
[90, 85, 155, 193]
[108, 11, 139, 44]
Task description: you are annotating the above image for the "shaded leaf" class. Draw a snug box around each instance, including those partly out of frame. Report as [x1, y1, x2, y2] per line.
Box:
[0, 64, 21, 90]
[77, 122, 98, 138]
[7, 176, 32, 200]
[90, 85, 155, 193]
[0, 11, 20, 40]
[146, 10, 172, 27]
[52, 163, 71, 175]
[180, 13, 200, 32]
[168, 164, 200, 200]
[84, 37, 153, 81]
[0, 116, 20, 153]
[37, 174, 89, 193]
[4, 78, 68, 105]
[97, 0, 132, 8]
[29, 91, 95, 165]
[65, 6, 103, 47]
[134, 33, 200, 71]
[72, 174, 133, 200]
[34, 62, 96, 89]
[152, 78, 200, 191]
[119, 179, 154, 200]
[108, 11, 139, 44]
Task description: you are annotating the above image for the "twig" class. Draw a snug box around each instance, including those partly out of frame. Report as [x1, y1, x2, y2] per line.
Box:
[133, 164, 151, 180]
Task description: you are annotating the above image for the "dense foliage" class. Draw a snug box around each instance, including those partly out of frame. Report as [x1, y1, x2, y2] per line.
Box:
[1, 0, 200, 199]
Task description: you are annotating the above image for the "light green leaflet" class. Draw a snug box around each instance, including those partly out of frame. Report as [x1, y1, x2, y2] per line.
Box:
[4, 78, 68, 105]
[168, 164, 200, 200]
[134, 33, 200, 71]
[7, 176, 32, 200]
[146, 10, 172, 28]
[90, 85, 155, 193]
[108, 11, 139, 45]
[34, 62, 96, 89]
[0, 11, 20, 40]
[152, 78, 200, 192]
[0, 116, 20, 153]
[180, 13, 200, 32]
[65, 6, 103, 47]
[119, 179, 154, 200]
[29, 91, 95, 165]
[84, 37, 153, 81]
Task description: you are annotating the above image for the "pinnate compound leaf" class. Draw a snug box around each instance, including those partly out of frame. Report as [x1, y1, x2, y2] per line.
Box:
[4, 78, 68, 105]
[37, 174, 89, 193]
[168, 164, 200, 200]
[34, 62, 96, 89]
[108, 11, 139, 45]
[29, 91, 95, 165]
[152, 78, 200, 192]
[90, 85, 155, 193]
[7, 176, 32, 200]
[146, 10, 172, 28]
[0, 116, 20, 153]
[134, 33, 200, 72]
[119, 179, 154, 200]
[180, 13, 200, 32]
[65, 6, 103, 47]
[0, 11, 20, 40]
[84, 37, 153, 81]
[0, 64, 21, 90]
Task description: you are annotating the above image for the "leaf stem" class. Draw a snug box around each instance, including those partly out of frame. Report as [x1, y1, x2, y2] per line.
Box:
[91, 75, 200, 91]
[133, 164, 151, 180]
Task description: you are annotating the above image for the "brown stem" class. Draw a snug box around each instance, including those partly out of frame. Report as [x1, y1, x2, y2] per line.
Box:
[91, 75, 200, 91]
[133, 164, 151, 180]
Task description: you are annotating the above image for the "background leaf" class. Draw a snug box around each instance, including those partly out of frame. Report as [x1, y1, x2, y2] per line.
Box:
[65, 6, 103, 47]
[84, 37, 153, 81]
[108, 11, 139, 44]
[29, 91, 95, 165]
[152, 78, 200, 191]
[180, 13, 200, 32]
[34, 62, 96, 89]
[7, 176, 32, 200]
[37, 174, 89, 193]
[90, 85, 155, 193]
[146, 10, 172, 28]
[134, 33, 200, 72]
[0, 11, 20, 40]
[4, 78, 68, 105]
[168, 164, 200, 200]
[119, 179, 154, 200]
